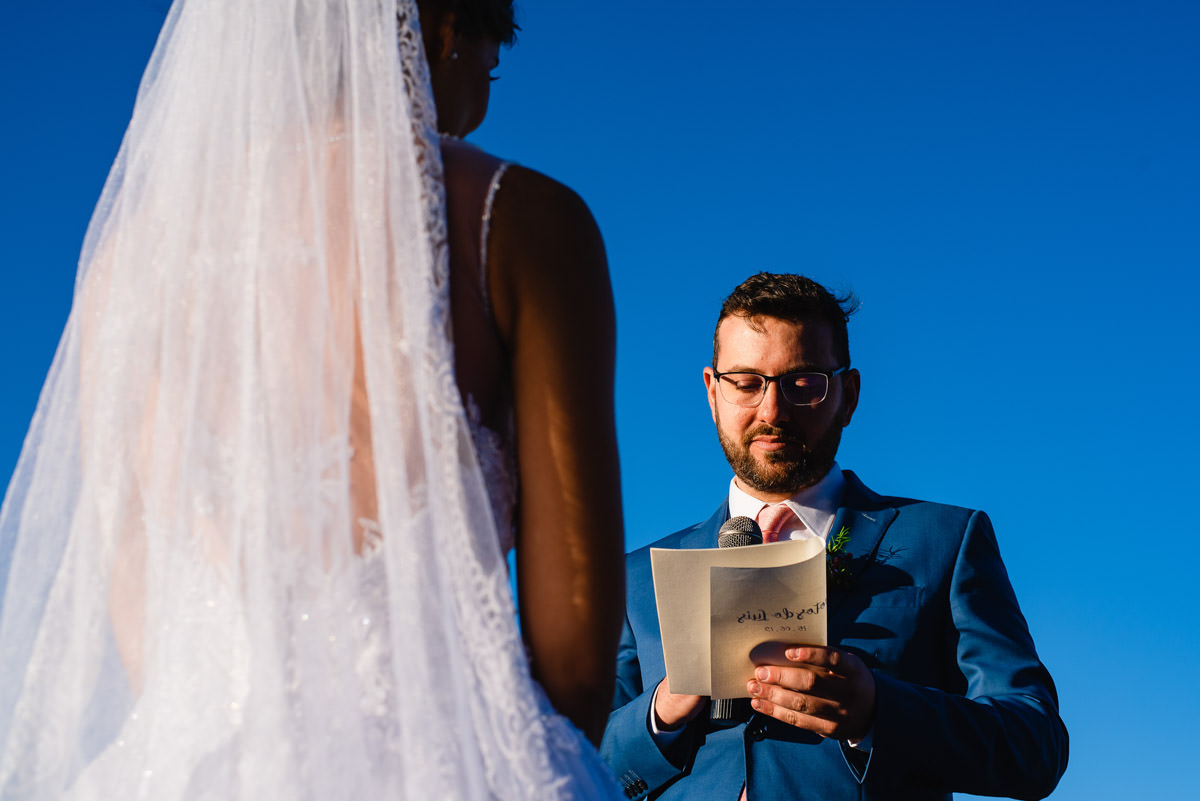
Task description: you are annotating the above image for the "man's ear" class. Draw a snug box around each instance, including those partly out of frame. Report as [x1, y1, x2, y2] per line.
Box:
[703, 367, 719, 424]
[436, 12, 457, 61]
[840, 368, 861, 427]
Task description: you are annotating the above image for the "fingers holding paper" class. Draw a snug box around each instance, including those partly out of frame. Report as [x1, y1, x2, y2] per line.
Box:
[746, 646, 876, 740]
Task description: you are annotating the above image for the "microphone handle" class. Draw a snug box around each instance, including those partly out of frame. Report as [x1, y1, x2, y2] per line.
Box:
[709, 696, 750, 725]
[709, 517, 762, 725]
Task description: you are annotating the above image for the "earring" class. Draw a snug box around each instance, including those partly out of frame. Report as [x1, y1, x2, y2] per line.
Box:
[449, 50, 459, 61]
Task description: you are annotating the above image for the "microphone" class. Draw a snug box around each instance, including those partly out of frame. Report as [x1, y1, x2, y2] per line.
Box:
[717, 515, 763, 549]
[710, 516, 762, 725]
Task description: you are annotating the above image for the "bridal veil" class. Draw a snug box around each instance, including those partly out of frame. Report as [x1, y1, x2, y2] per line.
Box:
[0, 0, 615, 797]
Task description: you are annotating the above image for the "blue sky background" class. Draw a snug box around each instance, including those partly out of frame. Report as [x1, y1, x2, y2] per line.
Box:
[2, 1, 1198, 798]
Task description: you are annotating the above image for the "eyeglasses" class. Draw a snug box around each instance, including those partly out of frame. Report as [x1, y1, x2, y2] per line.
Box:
[712, 366, 848, 408]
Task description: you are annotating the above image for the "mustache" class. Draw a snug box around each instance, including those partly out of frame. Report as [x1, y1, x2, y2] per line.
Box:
[742, 425, 804, 448]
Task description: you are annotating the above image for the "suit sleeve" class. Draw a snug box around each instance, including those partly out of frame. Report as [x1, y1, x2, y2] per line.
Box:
[868, 510, 1068, 800]
[600, 611, 692, 798]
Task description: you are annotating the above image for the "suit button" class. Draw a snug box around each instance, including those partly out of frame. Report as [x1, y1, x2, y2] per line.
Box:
[620, 771, 646, 798]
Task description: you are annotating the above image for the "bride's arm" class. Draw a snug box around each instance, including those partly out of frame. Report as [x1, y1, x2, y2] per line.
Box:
[488, 166, 625, 746]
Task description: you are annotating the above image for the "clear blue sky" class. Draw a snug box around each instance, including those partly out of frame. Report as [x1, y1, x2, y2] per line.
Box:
[3, 1, 1198, 798]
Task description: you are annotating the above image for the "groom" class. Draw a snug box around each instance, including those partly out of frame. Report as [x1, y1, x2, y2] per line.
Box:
[601, 273, 1067, 800]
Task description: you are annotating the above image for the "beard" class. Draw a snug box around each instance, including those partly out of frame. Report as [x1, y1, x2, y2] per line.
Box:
[715, 412, 843, 496]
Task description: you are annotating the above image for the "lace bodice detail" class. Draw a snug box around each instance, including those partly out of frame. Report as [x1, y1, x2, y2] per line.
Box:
[464, 395, 517, 552]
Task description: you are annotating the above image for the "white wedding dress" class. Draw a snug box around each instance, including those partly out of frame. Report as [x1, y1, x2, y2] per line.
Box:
[0, 1, 619, 798]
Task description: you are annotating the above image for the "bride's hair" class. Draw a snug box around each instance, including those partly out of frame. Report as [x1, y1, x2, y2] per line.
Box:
[416, 0, 519, 44]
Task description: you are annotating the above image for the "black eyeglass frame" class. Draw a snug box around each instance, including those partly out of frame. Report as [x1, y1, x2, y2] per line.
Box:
[711, 366, 850, 408]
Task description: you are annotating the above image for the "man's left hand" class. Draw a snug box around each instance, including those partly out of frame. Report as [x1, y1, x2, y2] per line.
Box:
[746, 646, 876, 740]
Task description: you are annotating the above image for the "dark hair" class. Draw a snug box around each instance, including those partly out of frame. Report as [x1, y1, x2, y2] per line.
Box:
[713, 272, 859, 368]
[416, 0, 519, 46]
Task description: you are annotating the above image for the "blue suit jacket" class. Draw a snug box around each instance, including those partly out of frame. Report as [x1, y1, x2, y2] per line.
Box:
[601, 471, 1067, 801]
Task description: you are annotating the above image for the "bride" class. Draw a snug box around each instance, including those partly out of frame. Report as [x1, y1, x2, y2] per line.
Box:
[0, 0, 624, 798]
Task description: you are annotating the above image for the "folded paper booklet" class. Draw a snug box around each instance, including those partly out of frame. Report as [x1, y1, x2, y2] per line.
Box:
[651, 538, 827, 698]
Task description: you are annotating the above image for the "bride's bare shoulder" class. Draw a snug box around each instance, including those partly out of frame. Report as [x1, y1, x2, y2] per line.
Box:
[440, 137, 507, 190]
[486, 162, 609, 348]
[441, 138, 592, 227]
[491, 164, 600, 253]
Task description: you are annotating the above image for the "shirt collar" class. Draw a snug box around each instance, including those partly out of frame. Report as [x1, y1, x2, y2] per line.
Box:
[727, 463, 845, 541]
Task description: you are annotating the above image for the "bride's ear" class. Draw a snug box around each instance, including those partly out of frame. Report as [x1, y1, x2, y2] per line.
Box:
[436, 12, 458, 61]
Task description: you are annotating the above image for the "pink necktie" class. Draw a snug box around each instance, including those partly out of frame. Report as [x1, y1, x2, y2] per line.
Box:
[756, 503, 796, 543]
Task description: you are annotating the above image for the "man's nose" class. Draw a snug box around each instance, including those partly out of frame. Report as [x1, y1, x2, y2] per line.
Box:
[756, 380, 792, 424]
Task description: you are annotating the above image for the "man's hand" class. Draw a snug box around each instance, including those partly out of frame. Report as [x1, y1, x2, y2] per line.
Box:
[652, 677, 706, 731]
[746, 646, 876, 740]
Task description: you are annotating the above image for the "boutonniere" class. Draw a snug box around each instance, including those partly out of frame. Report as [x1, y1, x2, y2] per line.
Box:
[826, 525, 855, 591]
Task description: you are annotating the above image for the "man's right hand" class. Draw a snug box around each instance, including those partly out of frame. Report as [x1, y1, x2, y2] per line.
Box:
[652, 678, 706, 731]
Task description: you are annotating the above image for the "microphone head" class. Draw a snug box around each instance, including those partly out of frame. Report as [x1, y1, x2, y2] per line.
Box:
[717, 515, 763, 548]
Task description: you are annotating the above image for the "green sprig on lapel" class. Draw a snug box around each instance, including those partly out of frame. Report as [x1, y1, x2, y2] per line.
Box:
[827, 525, 854, 591]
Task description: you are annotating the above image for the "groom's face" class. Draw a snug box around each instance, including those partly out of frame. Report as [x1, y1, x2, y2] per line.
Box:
[703, 315, 859, 502]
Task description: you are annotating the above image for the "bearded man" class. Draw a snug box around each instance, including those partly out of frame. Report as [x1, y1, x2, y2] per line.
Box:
[601, 273, 1067, 801]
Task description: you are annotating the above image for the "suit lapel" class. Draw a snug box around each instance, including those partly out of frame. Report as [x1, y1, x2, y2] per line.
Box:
[677, 501, 729, 550]
[832, 471, 898, 584]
